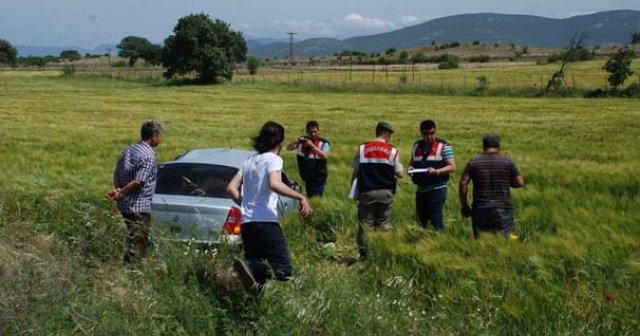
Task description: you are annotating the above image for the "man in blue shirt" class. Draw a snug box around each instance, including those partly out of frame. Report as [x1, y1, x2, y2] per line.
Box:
[408, 120, 456, 230]
[107, 120, 164, 264]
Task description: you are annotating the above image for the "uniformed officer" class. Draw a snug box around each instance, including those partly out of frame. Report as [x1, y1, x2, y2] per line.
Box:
[287, 120, 331, 197]
[351, 121, 403, 259]
[408, 120, 456, 230]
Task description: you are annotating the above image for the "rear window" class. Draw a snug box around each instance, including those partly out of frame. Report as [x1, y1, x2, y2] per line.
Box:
[155, 163, 238, 198]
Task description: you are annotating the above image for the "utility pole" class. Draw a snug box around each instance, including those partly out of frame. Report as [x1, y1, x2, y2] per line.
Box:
[287, 32, 297, 66]
[106, 47, 112, 65]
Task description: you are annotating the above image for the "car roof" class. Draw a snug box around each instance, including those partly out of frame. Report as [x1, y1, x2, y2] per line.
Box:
[169, 148, 256, 168]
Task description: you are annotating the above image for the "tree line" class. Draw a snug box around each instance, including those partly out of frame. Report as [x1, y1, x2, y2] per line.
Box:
[0, 13, 246, 84]
[2, 22, 640, 87]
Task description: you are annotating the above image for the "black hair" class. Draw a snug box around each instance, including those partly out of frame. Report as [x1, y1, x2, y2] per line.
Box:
[141, 120, 164, 140]
[306, 120, 319, 130]
[483, 133, 501, 149]
[252, 121, 285, 153]
[375, 126, 386, 136]
[420, 120, 436, 132]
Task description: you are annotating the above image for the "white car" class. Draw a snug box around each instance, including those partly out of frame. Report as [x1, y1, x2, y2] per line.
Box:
[151, 148, 301, 245]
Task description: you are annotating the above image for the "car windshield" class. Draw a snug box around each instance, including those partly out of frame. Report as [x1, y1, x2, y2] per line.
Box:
[155, 163, 238, 198]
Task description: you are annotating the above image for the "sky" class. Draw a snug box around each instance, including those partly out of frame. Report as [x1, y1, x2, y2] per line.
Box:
[2, 0, 639, 48]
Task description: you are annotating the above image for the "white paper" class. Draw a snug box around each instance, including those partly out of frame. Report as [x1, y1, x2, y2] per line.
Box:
[408, 168, 430, 174]
[349, 179, 359, 200]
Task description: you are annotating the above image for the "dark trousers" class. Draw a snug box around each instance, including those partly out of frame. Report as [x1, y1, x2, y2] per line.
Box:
[122, 212, 151, 264]
[305, 182, 325, 198]
[415, 187, 447, 230]
[357, 189, 394, 258]
[241, 222, 292, 283]
[471, 207, 514, 239]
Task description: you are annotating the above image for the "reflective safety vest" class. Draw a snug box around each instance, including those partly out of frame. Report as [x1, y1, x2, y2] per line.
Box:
[296, 137, 329, 185]
[357, 141, 398, 193]
[410, 139, 450, 187]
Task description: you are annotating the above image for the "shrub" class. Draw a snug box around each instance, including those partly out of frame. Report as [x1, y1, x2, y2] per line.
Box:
[59, 50, 81, 61]
[438, 55, 459, 69]
[469, 55, 490, 63]
[111, 60, 127, 68]
[620, 83, 640, 97]
[474, 75, 489, 94]
[399, 73, 408, 84]
[247, 56, 261, 75]
[61, 64, 76, 77]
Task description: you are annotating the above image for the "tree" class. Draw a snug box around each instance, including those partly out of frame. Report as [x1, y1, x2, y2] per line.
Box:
[117, 36, 157, 66]
[545, 31, 588, 93]
[20, 56, 50, 68]
[398, 51, 409, 63]
[632, 32, 640, 45]
[162, 13, 247, 84]
[0, 39, 18, 67]
[60, 50, 81, 61]
[247, 56, 261, 75]
[141, 43, 163, 66]
[603, 48, 635, 88]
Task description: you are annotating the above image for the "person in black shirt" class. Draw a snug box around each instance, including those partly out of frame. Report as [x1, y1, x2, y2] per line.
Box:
[459, 134, 524, 239]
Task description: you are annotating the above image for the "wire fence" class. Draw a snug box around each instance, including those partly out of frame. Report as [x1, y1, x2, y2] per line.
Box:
[3, 61, 640, 90]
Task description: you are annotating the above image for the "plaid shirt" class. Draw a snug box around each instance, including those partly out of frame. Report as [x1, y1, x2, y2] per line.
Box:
[115, 142, 157, 214]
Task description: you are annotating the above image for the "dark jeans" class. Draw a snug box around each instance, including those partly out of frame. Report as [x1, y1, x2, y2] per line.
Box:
[472, 207, 514, 239]
[122, 212, 151, 264]
[415, 187, 447, 230]
[305, 182, 325, 198]
[241, 222, 292, 283]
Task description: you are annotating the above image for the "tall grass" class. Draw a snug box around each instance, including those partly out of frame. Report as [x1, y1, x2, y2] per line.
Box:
[0, 71, 639, 334]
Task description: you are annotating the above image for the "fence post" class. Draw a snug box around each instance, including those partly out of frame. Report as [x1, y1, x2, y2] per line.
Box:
[412, 64, 415, 84]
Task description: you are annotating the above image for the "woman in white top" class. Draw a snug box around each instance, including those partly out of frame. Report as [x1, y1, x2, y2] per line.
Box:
[227, 121, 311, 295]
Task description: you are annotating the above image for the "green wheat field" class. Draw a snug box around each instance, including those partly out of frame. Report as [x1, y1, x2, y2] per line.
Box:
[0, 68, 639, 335]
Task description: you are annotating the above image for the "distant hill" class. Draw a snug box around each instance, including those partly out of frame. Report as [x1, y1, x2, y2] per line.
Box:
[249, 10, 640, 58]
[16, 44, 117, 57]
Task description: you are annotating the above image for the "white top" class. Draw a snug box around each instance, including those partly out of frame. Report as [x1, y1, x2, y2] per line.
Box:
[240, 152, 283, 224]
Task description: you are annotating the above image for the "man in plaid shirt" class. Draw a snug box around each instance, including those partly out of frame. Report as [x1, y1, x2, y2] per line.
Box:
[107, 120, 164, 263]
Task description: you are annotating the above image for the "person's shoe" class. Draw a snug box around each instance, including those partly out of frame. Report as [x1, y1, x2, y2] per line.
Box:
[233, 258, 261, 296]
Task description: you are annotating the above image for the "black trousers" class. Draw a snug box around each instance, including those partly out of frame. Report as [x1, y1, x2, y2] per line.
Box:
[415, 187, 447, 230]
[305, 181, 326, 198]
[122, 212, 151, 264]
[471, 207, 514, 239]
[241, 222, 292, 283]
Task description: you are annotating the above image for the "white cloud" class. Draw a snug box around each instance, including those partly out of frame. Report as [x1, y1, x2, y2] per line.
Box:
[263, 13, 396, 38]
[554, 10, 596, 18]
[342, 12, 394, 29]
[275, 19, 333, 36]
[398, 15, 419, 26]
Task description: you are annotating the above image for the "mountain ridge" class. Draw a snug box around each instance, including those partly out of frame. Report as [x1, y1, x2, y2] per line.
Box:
[249, 10, 640, 57]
